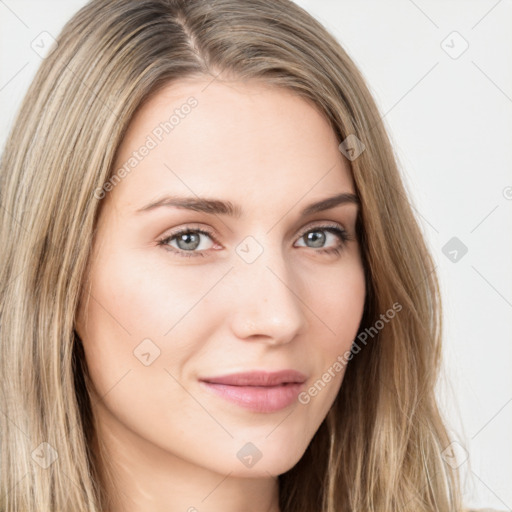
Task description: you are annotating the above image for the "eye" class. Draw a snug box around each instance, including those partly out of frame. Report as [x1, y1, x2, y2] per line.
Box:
[294, 223, 352, 256]
[156, 222, 353, 258]
[156, 226, 217, 258]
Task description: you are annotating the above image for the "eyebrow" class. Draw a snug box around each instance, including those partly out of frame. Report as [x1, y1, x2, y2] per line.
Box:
[135, 191, 360, 217]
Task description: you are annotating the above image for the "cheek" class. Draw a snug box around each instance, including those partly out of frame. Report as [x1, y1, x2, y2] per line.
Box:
[285, 263, 366, 452]
[76, 248, 215, 440]
[312, 256, 366, 347]
[78, 247, 227, 387]
[87, 245, 216, 336]
[302, 258, 366, 396]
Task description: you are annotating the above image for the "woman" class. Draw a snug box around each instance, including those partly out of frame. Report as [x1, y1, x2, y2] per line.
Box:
[0, 0, 492, 510]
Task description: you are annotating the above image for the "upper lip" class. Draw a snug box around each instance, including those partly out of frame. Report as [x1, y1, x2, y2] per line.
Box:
[199, 370, 307, 387]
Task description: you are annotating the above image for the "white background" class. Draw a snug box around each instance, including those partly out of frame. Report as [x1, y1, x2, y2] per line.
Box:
[1, 1, 511, 509]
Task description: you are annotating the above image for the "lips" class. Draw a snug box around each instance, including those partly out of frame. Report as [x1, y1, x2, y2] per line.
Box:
[198, 370, 308, 413]
[199, 370, 307, 387]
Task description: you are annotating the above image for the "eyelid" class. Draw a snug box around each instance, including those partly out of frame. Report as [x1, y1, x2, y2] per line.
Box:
[295, 220, 348, 239]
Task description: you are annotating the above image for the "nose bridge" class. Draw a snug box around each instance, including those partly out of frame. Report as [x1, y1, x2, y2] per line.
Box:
[228, 236, 307, 342]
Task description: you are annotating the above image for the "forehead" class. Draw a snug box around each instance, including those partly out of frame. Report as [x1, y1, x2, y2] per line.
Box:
[110, 78, 355, 210]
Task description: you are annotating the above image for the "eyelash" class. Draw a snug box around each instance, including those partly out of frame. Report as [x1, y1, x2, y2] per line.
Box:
[156, 223, 353, 259]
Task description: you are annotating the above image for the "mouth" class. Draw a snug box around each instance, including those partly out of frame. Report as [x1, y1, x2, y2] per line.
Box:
[198, 381, 305, 413]
[198, 370, 307, 413]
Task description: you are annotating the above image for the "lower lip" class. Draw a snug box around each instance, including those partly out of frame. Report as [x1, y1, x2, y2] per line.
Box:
[199, 381, 305, 413]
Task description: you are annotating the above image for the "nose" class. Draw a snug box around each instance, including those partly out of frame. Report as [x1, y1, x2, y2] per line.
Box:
[227, 246, 308, 345]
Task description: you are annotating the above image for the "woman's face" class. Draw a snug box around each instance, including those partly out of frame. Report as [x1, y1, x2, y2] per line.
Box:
[76, 78, 366, 479]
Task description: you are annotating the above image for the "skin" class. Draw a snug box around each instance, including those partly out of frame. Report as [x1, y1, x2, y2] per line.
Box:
[75, 77, 366, 512]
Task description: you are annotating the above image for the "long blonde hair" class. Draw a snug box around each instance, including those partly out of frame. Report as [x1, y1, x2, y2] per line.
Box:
[0, 0, 464, 510]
